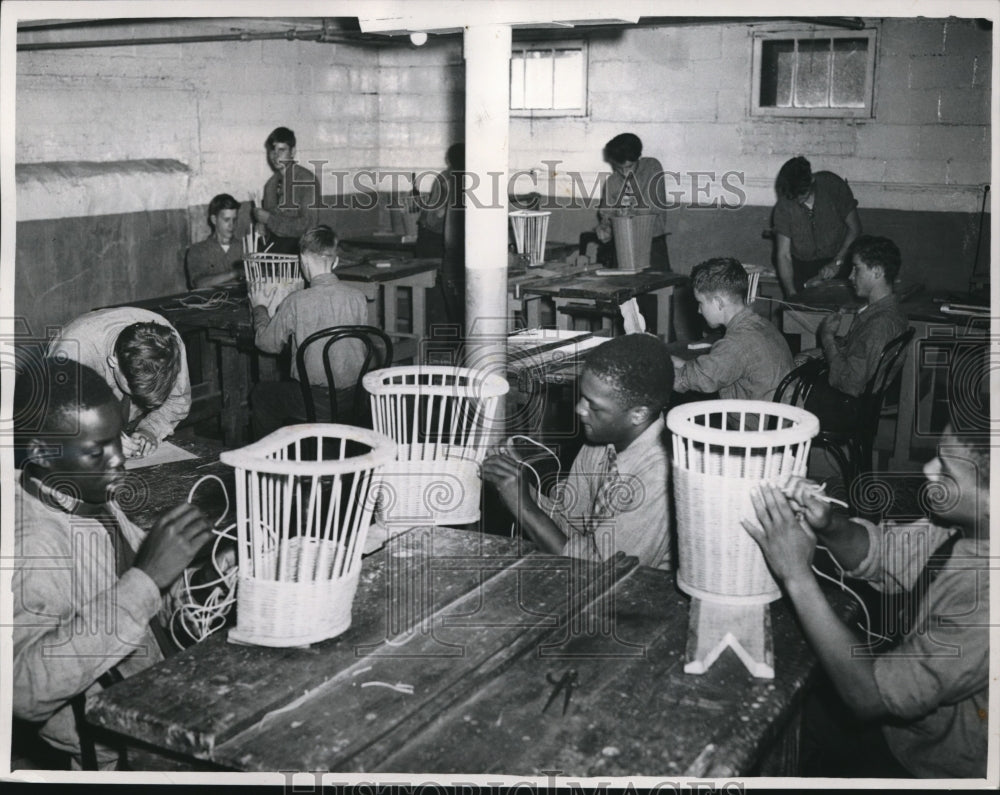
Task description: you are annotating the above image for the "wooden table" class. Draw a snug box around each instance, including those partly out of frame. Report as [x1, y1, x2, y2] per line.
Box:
[335, 253, 439, 359]
[121, 435, 231, 530]
[88, 522, 850, 776]
[341, 233, 416, 252]
[521, 269, 688, 341]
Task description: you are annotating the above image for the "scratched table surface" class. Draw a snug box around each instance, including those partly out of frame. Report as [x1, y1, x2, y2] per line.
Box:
[88, 520, 850, 777]
[520, 269, 688, 304]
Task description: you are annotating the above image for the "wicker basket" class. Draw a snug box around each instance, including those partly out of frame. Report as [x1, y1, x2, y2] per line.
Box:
[243, 251, 305, 295]
[509, 210, 551, 267]
[364, 366, 509, 525]
[611, 212, 658, 273]
[667, 400, 820, 604]
[219, 424, 396, 647]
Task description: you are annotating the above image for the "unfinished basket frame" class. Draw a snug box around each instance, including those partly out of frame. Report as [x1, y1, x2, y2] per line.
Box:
[243, 252, 304, 311]
[219, 424, 396, 647]
[364, 366, 510, 526]
[667, 399, 820, 605]
[509, 210, 551, 267]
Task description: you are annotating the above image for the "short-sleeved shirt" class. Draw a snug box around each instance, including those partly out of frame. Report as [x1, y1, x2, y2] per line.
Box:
[598, 156, 670, 238]
[674, 306, 794, 403]
[261, 162, 321, 247]
[185, 236, 245, 288]
[848, 518, 989, 778]
[772, 171, 858, 262]
[540, 418, 672, 569]
[253, 272, 369, 387]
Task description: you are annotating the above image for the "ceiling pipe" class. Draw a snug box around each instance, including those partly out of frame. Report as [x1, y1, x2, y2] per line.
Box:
[17, 27, 384, 51]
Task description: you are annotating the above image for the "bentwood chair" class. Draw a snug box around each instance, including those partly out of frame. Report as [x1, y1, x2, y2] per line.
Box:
[773, 328, 915, 506]
[294, 325, 393, 426]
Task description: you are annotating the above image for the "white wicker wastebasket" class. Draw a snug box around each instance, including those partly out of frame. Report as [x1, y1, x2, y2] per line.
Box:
[509, 210, 551, 267]
[364, 366, 509, 525]
[220, 424, 396, 647]
[667, 400, 820, 605]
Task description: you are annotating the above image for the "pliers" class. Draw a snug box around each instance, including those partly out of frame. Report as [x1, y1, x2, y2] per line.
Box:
[542, 669, 579, 715]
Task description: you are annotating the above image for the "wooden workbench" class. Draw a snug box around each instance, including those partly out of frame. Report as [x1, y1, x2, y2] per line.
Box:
[88, 524, 850, 776]
[521, 269, 688, 340]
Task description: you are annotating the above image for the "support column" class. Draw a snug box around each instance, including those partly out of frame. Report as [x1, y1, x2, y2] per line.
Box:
[463, 23, 510, 383]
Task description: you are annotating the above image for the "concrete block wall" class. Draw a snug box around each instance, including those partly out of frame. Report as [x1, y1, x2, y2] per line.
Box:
[16, 21, 384, 234]
[511, 18, 990, 208]
[507, 17, 991, 287]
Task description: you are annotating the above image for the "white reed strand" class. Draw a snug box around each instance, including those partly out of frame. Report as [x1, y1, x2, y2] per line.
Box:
[341, 470, 367, 578]
[301, 474, 320, 581]
[278, 474, 292, 582]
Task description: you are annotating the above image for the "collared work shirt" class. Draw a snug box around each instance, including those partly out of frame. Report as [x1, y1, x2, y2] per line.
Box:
[540, 418, 672, 569]
[772, 170, 858, 262]
[262, 162, 322, 241]
[848, 518, 989, 778]
[674, 306, 793, 403]
[185, 236, 246, 288]
[48, 307, 191, 443]
[12, 472, 166, 760]
[597, 156, 670, 239]
[253, 272, 369, 387]
[826, 294, 909, 397]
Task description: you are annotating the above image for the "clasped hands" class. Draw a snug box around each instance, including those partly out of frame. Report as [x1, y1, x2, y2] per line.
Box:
[741, 476, 834, 586]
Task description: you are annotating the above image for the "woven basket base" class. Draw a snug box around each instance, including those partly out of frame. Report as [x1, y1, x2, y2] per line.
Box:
[229, 566, 360, 648]
[377, 459, 482, 526]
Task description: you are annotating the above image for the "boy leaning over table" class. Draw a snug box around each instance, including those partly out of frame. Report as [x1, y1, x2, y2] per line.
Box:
[12, 359, 214, 769]
[742, 414, 990, 778]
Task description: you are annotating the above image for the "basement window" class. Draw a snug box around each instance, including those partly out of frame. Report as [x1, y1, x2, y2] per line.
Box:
[752, 28, 876, 118]
[510, 42, 587, 116]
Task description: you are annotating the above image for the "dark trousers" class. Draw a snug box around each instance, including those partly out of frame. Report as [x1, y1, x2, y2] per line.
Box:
[805, 378, 861, 434]
[250, 380, 359, 440]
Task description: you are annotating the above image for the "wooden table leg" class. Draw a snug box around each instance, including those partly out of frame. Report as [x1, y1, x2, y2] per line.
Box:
[652, 285, 676, 342]
[383, 284, 399, 335]
[219, 343, 250, 447]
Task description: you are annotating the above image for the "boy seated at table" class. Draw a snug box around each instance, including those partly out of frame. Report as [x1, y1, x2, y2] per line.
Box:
[47, 307, 191, 459]
[249, 224, 369, 439]
[483, 333, 673, 569]
[185, 193, 245, 289]
[743, 411, 989, 778]
[794, 235, 909, 433]
[12, 359, 213, 769]
[671, 257, 793, 408]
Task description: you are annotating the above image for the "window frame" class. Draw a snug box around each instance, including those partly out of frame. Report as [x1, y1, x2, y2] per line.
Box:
[750, 27, 877, 119]
[509, 39, 589, 118]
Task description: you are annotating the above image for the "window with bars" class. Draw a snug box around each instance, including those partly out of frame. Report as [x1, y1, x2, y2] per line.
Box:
[510, 43, 587, 116]
[752, 29, 876, 118]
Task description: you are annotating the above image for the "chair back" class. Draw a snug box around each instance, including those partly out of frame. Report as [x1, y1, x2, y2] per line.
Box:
[296, 325, 393, 424]
[772, 356, 828, 409]
[858, 327, 915, 436]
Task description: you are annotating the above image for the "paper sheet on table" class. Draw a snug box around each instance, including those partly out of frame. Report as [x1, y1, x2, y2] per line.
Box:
[124, 441, 199, 470]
